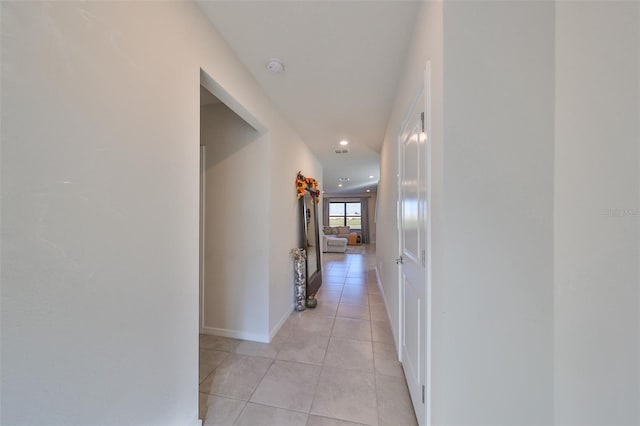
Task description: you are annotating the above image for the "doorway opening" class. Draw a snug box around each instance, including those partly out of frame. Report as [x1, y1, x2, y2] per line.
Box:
[199, 70, 267, 337]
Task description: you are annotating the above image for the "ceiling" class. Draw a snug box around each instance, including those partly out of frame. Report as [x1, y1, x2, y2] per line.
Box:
[196, 1, 420, 194]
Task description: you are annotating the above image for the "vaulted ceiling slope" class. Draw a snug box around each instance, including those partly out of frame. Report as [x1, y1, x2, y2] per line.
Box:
[196, 1, 420, 193]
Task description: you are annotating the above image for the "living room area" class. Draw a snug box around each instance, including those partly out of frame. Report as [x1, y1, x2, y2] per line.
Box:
[321, 195, 376, 254]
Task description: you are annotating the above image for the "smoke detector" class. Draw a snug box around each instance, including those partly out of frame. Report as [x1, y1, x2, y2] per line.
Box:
[266, 59, 284, 73]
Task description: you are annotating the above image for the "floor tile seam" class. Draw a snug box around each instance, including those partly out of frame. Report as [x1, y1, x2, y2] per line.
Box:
[372, 367, 406, 380]
[201, 395, 247, 425]
[199, 351, 230, 386]
[271, 358, 327, 372]
[246, 397, 315, 416]
[308, 414, 370, 426]
[309, 364, 380, 426]
[208, 390, 251, 403]
[308, 408, 377, 426]
[330, 334, 372, 343]
[373, 363, 382, 426]
[233, 350, 280, 361]
[243, 358, 276, 404]
[231, 400, 251, 426]
[307, 360, 327, 418]
[199, 346, 237, 354]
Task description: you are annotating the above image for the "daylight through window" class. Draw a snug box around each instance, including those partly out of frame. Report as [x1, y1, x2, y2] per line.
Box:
[329, 202, 361, 230]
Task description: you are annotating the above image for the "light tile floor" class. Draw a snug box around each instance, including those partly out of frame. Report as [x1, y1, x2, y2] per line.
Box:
[199, 245, 418, 426]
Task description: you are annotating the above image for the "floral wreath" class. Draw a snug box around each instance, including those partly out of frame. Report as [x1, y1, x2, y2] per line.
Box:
[296, 171, 320, 203]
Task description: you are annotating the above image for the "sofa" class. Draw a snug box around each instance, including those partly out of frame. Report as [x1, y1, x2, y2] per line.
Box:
[323, 226, 359, 247]
[322, 226, 353, 239]
[322, 234, 348, 253]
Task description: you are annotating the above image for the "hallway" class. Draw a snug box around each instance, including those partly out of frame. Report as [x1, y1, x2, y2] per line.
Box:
[199, 245, 417, 426]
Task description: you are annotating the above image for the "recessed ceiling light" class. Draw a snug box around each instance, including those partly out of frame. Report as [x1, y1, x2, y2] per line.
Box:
[339, 140, 349, 146]
[338, 183, 343, 187]
[368, 175, 374, 179]
[366, 189, 371, 193]
[266, 59, 284, 73]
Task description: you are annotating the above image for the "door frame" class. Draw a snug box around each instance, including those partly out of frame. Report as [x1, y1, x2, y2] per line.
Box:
[397, 61, 433, 426]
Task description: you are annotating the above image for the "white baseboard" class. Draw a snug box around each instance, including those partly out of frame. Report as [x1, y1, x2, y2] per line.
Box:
[270, 304, 294, 341]
[374, 266, 397, 343]
[200, 325, 269, 343]
[191, 418, 203, 426]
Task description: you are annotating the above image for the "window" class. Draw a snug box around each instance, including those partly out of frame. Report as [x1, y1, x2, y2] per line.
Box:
[329, 202, 361, 230]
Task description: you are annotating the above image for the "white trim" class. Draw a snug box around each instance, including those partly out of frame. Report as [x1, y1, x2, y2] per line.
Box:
[200, 326, 270, 344]
[191, 418, 203, 426]
[423, 60, 433, 426]
[270, 304, 294, 341]
[199, 146, 206, 332]
[375, 266, 398, 348]
[200, 69, 266, 134]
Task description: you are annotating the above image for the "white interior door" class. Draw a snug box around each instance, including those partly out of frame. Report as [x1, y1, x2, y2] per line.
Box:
[398, 64, 431, 426]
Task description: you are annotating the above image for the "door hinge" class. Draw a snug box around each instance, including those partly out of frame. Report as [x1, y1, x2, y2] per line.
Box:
[422, 385, 425, 403]
[421, 250, 426, 268]
[420, 112, 425, 132]
[396, 256, 404, 265]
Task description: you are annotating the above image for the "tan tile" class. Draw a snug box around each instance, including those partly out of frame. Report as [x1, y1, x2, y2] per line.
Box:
[372, 342, 404, 378]
[200, 334, 242, 352]
[306, 415, 365, 426]
[371, 321, 394, 344]
[250, 360, 321, 412]
[368, 293, 384, 306]
[369, 304, 389, 323]
[376, 374, 418, 426]
[288, 313, 335, 337]
[200, 394, 246, 426]
[305, 301, 339, 317]
[322, 278, 346, 286]
[317, 290, 342, 303]
[199, 349, 230, 383]
[276, 332, 330, 365]
[199, 354, 272, 400]
[324, 338, 374, 372]
[234, 340, 280, 359]
[341, 287, 369, 305]
[344, 277, 366, 284]
[340, 293, 369, 306]
[199, 392, 209, 421]
[342, 286, 368, 296]
[337, 303, 370, 320]
[235, 402, 308, 426]
[331, 318, 372, 342]
[310, 366, 378, 426]
[367, 285, 380, 295]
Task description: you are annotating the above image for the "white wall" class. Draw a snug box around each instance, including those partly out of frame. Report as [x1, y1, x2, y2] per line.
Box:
[554, 2, 640, 424]
[0, 2, 319, 424]
[379, 2, 639, 425]
[200, 103, 269, 341]
[378, 1, 555, 424]
[267, 133, 322, 337]
[440, 2, 556, 423]
[376, 0, 445, 419]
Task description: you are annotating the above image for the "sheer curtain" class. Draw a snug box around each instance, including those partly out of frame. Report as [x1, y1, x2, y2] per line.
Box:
[360, 197, 369, 244]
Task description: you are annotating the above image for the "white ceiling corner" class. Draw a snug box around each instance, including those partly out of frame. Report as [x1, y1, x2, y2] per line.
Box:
[195, 0, 420, 193]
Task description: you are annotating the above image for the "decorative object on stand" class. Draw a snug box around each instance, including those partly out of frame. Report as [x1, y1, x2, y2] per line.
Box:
[290, 248, 307, 311]
[305, 295, 318, 309]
